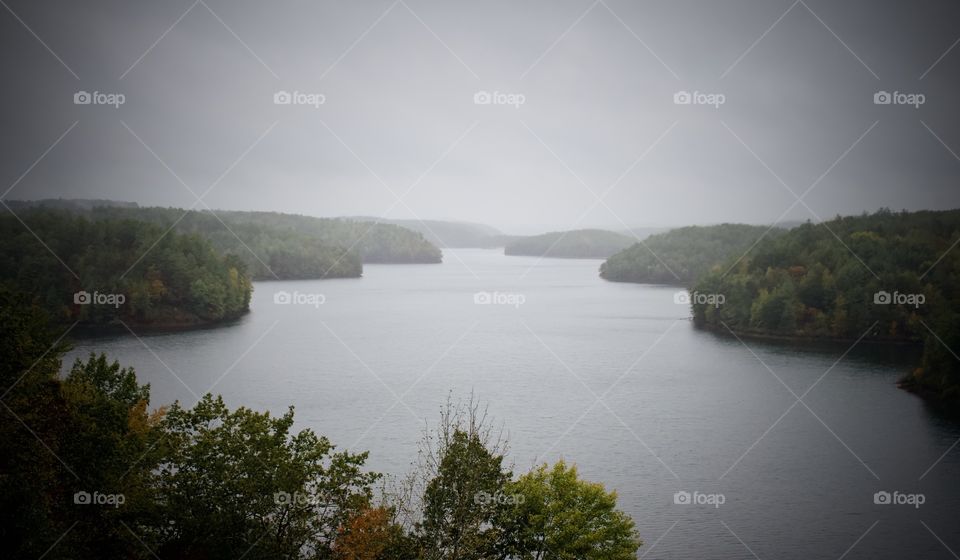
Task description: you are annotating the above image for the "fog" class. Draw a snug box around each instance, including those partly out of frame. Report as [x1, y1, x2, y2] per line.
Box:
[2, 0, 959, 233]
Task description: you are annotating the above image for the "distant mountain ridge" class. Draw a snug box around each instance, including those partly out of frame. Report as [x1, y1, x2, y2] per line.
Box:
[504, 229, 635, 259]
[345, 216, 504, 248]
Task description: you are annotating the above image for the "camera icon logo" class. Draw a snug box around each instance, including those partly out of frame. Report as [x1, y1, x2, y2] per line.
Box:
[74, 290, 92, 305]
[873, 290, 891, 304]
[473, 291, 492, 305]
[473, 90, 492, 105]
[873, 91, 892, 105]
[873, 491, 891, 505]
[673, 491, 691, 505]
[673, 91, 692, 105]
[273, 290, 292, 305]
[673, 291, 691, 305]
[74, 91, 92, 105]
[273, 90, 292, 105]
[74, 490, 92, 504]
[274, 491, 292, 505]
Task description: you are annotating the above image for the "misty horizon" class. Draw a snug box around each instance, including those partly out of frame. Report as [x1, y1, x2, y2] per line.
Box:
[5, 195, 845, 235]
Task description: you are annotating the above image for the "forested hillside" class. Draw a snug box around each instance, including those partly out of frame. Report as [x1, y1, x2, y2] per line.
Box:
[91, 207, 442, 274]
[0, 209, 251, 329]
[600, 224, 782, 285]
[690, 209, 960, 402]
[7, 201, 442, 279]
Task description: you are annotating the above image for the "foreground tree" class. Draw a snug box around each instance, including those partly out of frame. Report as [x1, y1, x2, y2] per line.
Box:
[389, 397, 642, 560]
[154, 395, 380, 559]
[0, 288, 161, 558]
[407, 398, 512, 560]
[502, 461, 641, 560]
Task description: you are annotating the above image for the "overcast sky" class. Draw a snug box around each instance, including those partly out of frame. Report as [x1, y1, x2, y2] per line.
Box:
[2, 0, 959, 233]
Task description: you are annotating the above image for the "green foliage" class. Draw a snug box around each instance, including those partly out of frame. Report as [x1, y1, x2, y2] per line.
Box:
[505, 229, 634, 259]
[0, 209, 252, 328]
[418, 429, 511, 559]
[0, 288, 160, 558]
[89, 206, 440, 278]
[153, 395, 379, 559]
[502, 461, 641, 560]
[600, 224, 782, 285]
[0, 294, 383, 559]
[387, 398, 643, 560]
[0, 289, 75, 557]
[692, 209, 960, 402]
[7, 201, 444, 279]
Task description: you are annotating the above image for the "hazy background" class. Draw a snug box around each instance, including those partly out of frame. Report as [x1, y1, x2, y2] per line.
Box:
[2, 0, 959, 234]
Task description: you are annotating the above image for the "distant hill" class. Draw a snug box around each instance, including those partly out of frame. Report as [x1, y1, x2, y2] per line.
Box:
[619, 226, 671, 240]
[6, 201, 442, 279]
[504, 229, 635, 259]
[347, 217, 503, 248]
[600, 224, 783, 285]
[7, 198, 139, 211]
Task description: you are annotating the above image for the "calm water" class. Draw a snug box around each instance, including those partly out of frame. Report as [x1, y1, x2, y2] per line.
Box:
[66, 249, 960, 559]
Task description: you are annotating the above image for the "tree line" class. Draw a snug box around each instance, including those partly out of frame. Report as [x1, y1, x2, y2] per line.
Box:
[690, 209, 960, 403]
[7, 201, 444, 280]
[0, 209, 251, 329]
[0, 291, 642, 559]
[600, 224, 784, 285]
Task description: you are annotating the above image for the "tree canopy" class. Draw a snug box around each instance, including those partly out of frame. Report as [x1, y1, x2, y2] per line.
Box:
[690, 209, 960, 403]
[600, 223, 783, 285]
[0, 209, 251, 329]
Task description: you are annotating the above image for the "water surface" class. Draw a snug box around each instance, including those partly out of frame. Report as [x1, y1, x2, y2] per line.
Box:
[66, 249, 960, 559]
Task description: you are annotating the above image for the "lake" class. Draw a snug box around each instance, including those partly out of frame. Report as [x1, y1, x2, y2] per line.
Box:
[65, 249, 960, 559]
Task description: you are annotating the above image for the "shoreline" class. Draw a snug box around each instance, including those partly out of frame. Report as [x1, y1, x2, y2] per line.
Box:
[68, 311, 250, 339]
[693, 321, 924, 347]
[694, 321, 960, 406]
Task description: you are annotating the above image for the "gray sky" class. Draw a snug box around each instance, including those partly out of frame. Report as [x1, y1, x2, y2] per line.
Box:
[2, 0, 959, 234]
